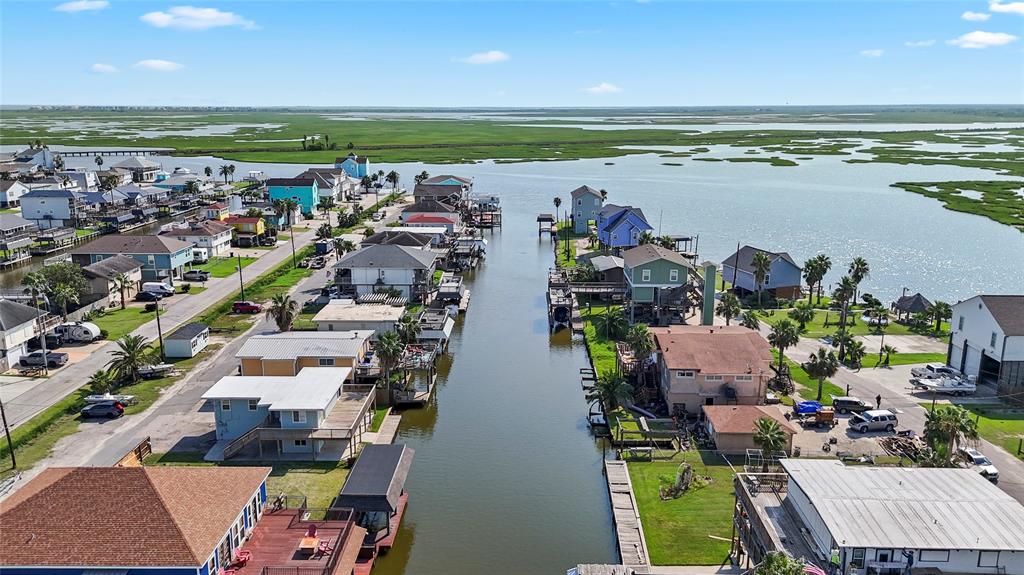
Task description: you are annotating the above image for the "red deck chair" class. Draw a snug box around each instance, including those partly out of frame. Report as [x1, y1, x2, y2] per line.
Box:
[317, 540, 334, 556]
[305, 524, 317, 538]
[233, 550, 252, 567]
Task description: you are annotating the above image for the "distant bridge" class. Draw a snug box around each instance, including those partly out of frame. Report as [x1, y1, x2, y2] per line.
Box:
[56, 150, 164, 158]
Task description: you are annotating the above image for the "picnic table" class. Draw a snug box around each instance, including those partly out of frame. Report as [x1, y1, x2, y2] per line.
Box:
[299, 536, 319, 555]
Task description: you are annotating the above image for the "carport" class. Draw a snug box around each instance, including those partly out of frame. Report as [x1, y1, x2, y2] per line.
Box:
[335, 444, 413, 546]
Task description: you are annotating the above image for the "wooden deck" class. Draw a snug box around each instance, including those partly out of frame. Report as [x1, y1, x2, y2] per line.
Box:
[605, 460, 650, 568]
[234, 508, 364, 575]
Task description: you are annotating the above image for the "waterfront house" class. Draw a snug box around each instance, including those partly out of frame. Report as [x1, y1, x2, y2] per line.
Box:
[334, 244, 438, 301]
[152, 174, 209, 193]
[596, 204, 653, 249]
[267, 177, 319, 214]
[361, 230, 434, 249]
[165, 322, 210, 359]
[413, 174, 472, 204]
[623, 244, 693, 307]
[112, 156, 162, 183]
[949, 294, 1024, 398]
[312, 300, 405, 336]
[96, 167, 134, 187]
[589, 255, 625, 285]
[223, 215, 267, 247]
[57, 168, 99, 193]
[161, 220, 233, 257]
[0, 466, 282, 575]
[0, 214, 37, 266]
[703, 404, 796, 455]
[651, 325, 773, 416]
[734, 459, 1024, 574]
[385, 226, 448, 247]
[721, 245, 803, 299]
[78, 188, 132, 212]
[0, 299, 44, 371]
[201, 366, 374, 460]
[400, 199, 461, 226]
[11, 146, 56, 171]
[335, 153, 370, 178]
[570, 185, 603, 234]
[236, 331, 372, 376]
[19, 188, 79, 229]
[71, 234, 194, 283]
[82, 254, 143, 306]
[296, 167, 352, 203]
[204, 202, 230, 221]
[404, 213, 457, 233]
[0, 180, 30, 208]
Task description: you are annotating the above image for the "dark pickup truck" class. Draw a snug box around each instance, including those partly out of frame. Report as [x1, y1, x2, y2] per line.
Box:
[19, 350, 70, 368]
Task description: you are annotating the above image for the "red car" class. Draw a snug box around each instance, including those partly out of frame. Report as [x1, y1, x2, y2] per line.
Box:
[232, 301, 263, 314]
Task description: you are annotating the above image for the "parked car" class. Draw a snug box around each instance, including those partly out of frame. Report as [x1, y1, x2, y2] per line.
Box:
[19, 350, 70, 368]
[849, 410, 898, 433]
[135, 291, 163, 302]
[142, 281, 175, 297]
[232, 300, 262, 314]
[910, 363, 962, 380]
[28, 333, 64, 351]
[958, 447, 999, 483]
[80, 401, 124, 419]
[183, 270, 211, 282]
[831, 396, 871, 415]
[372, 211, 384, 222]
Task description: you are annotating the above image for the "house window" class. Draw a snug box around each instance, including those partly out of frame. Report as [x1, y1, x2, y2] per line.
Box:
[705, 375, 723, 382]
[850, 549, 865, 568]
[763, 273, 771, 284]
[247, 399, 258, 411]
[318, 357, 335, 366]
[920, 550, 949, 563]
[735, 375, 752, 381]
[641, 269, 651, 282]
[294, 439, 307, 447]
[978, 551, 999, 567]
[669, 269, 679, 282]
[292, 411, 306, 423]
[677, 371, 694, 378]
[577, 199, 582, 206]
[208, 555, 217, 574]
[221, 400, 231, 411]
[991, 332, 997, 348]
[958, 316, 964, 330]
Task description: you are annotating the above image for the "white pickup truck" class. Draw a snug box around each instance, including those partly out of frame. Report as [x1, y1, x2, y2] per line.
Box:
[910, 363, 962, 380]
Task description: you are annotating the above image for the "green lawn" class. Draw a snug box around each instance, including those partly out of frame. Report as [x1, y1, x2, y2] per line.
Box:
[775, 351, 844, 405]
[119, 344, 224, 415]
[370, 408, 389, 432]
[194, 256, 256, 278]
[763, 309, 950, 339]
[863, 352, 946, 368]
[627, 450, 736, 565]
[942, 404, 1024, 460]
[75, 228, 97, 237]
[92, 306, 155, 340]
[144, 452, 350, 509]
[580, 302, 619, 375]
[0, 207, 20, 214]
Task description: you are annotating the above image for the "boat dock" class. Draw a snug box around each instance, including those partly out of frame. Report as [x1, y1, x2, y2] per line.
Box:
[604, 459, 650, 569]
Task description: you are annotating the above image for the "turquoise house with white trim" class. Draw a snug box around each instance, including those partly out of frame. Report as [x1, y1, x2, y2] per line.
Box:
[267, 177, 319, 214]
[335, 153, 369, 178]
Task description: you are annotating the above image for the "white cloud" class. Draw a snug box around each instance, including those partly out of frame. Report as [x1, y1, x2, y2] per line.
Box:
[140, 6, 257, 30]
[584, 82, 623, 94]
[455, 50, 510, 65]
[90, 63, 117, 73]
[133, 59, 184, 71]
[904, 39, 936, 47]
[860, 49, 885, 57]
[947, 30, 1019, 48]
[54, 0, 108, 12]
[990, 1, 1024, 14]
[962, 11, 991, 21]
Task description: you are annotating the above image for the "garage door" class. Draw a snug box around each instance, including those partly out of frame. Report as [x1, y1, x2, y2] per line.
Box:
[950, 344, 964, 372]
[964, 345, 983, 377]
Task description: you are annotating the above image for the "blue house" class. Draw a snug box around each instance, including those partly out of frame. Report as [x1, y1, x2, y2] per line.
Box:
[597, 204, 653, 249]
[335, 153, 369, 178]
[721, 245, 804, 299]
[266, 177, 318, 214]
[0, 466, 270, 575]
[570, 185, 603, 234]
[70, 234, 193, 283]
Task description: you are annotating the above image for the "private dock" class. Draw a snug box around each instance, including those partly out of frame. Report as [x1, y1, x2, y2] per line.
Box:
[604, 459, 650, 569]
[537, 213, 556, 237]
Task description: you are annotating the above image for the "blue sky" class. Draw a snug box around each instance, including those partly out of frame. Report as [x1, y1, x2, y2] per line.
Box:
[2, 1, 1022, 106]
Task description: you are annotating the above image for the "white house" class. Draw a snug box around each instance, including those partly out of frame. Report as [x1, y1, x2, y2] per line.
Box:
[333, 244, 438, 301]
[949, 295, 1024, 398]
[11, 147, 56, 171]
[0, 299, 43, 371]
[160, 220, 232, 257]
[58, 168, 99, 193]
[0, 181, 30, 208]
[312, 300, 404, 337]
[19, 188, 79, 229]
[81, 255, 143, 306]
[165, 322, 209, 359]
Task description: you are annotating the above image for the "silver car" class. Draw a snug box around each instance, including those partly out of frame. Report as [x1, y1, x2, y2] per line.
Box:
[849, 410, 898, 433]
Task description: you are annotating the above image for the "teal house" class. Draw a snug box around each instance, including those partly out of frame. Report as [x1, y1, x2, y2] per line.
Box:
[335, 153, 369, 178]
[70, 234, 194, 283]
[267, 177, 318, 214]
[570, 185, 603, 234]
[623, 244, 693, 310]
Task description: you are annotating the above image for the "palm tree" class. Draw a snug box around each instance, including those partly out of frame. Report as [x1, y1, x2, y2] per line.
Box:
[751, 250, 772, 308]
[414, 171, 430, 184]
[227, 164, 236, 182]
[833, 275, 857, 338]
[626, 324, 654, 376]
[112, 273, 134, 310]
[88, 369, 118, 395]
[768, 319, 801, 375]
[846, 339, 866, 368]
[923, 405, 979, 465]
[831, 328, 855, 364]
[802, 347, 839, 401]
[637, 231, 655, 245]
[22, 271, 48, 311]
[265, 294, 299, 332]
[204, 166, 213, 178]
[740, 311, 761, 331]
[553, 196, 562, 226]
[280, 198, 300, 266]
[51, 283, 79, 320]
[929, 301, 951, 336]
[848, 257, 870, 302]
[585, 371, 633, 411]
[219, 164, 230, 184]
[385, 170, 399, 191]
[787, 301, 815, 332]
[106, 334, 152, 384]
[657, 235, 674, 249]
[812, 254, 832, 305]
[396, 313, 422, 344]
[802, 257, 824, 305]
[184, 180, 200, 196]
[333, 238, 355, 258]
[880, 344, 898, 367]
[753, 418, 787, 471]
[94, 155, 103, 170]
[594, 307, 628, 340]
[375, 330, 404, 393]
[316, 222, 333, 240]
[599, 189, 608, 200]
[716, 293, 741, 325]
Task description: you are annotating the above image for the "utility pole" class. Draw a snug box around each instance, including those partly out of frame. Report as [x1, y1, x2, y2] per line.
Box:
[237, 251, 246, 300]
[155, 301, 165, 362]
[0, 397, 16, 470]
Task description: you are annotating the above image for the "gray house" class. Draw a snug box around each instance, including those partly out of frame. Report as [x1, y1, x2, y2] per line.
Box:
[334, 244, 438, 301]
[570, 185, 603, 234]
[721, 245, 803, 299]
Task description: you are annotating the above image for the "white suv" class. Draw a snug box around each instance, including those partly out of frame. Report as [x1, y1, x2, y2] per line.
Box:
[849, 410, 898, 433]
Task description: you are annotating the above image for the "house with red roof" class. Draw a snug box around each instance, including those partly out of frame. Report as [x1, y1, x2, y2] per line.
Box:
[404, 213, 457, 233]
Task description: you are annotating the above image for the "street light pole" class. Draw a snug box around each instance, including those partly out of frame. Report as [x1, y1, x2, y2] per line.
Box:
[237, 251, 246, 300]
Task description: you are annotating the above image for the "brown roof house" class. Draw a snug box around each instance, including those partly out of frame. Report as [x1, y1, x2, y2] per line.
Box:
[651, 325, 773, 416]
[702, 404, 798, 455]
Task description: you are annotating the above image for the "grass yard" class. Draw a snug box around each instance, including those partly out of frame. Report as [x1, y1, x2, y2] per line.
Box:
[775, 351, 844, 406]
[763, 309, 949, 339]
[119, 344, 224, 415]
[627, 450, 737, 565]
[194, 256, 256, 278]
[144, 452, 350, 509]
[370, 408, 389, 433]
[863, 352, 946, 368]
[580, 302, 619, 375]
[947, 404, 1024, 460]
[92, 306, 155, 341]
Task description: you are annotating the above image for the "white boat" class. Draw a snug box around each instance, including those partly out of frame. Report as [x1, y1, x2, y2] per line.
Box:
[911, 376, 977, 396]
[84, 393, 136, 404]
[139, 363, 175, 378]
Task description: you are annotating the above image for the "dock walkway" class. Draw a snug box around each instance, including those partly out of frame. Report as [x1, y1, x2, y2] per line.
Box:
[605, 459, 650, 568]
[374, 414, 402, 444]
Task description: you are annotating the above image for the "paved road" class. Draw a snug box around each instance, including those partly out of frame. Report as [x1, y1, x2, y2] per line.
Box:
[3, 225, 320, 429]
